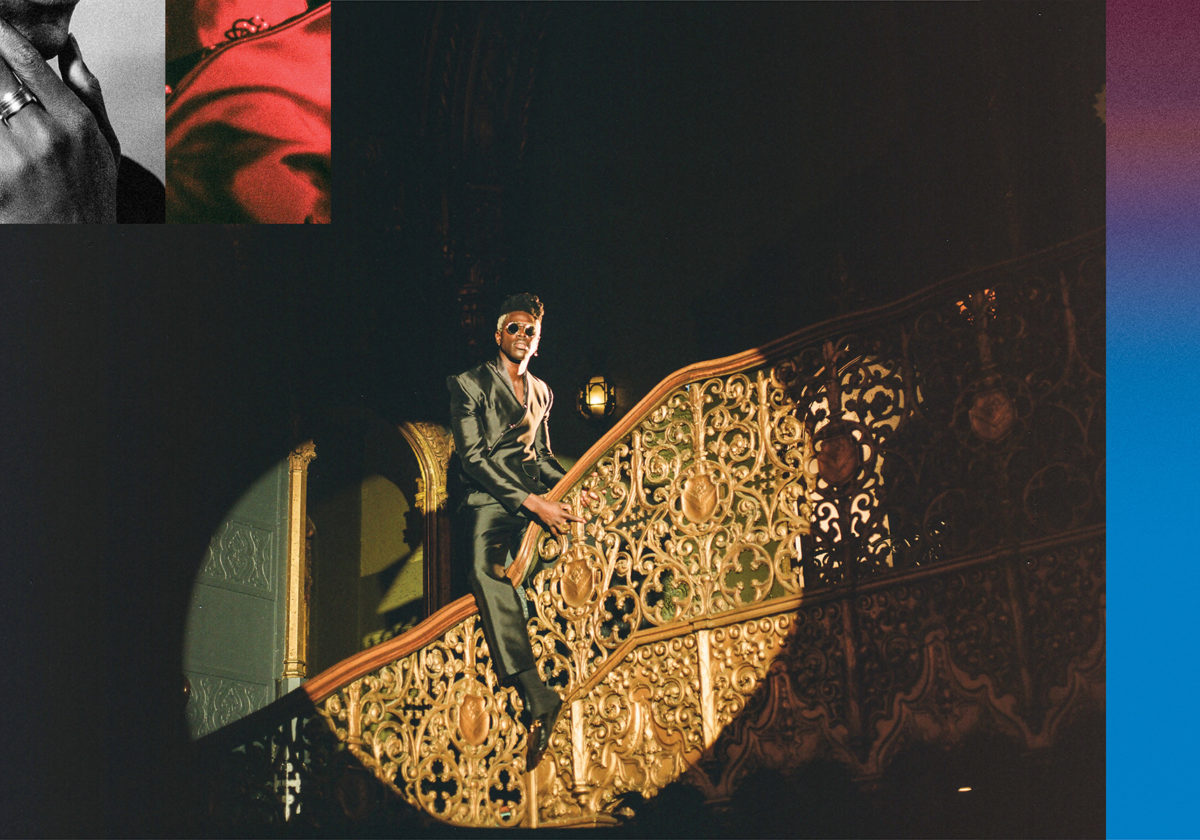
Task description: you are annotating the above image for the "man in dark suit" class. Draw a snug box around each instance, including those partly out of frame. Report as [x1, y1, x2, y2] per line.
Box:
[447, 292, 586, 767]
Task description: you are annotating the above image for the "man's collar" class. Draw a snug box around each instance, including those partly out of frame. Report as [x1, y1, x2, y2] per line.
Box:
[492, 354, 530, 378]
[489, 355, 527, 381]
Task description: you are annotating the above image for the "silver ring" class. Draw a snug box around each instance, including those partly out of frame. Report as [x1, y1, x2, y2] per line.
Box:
[0, 85, 38, 127]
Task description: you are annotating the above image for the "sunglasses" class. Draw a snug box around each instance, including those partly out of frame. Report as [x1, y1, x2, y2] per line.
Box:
[503, 322, 539, 338]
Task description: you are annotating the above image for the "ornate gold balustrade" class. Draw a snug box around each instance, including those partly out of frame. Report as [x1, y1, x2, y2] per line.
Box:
[298, 228, 1104, 830]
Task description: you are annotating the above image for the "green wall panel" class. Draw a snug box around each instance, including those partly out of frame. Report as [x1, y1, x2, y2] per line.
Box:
[183, 460, 288, 738]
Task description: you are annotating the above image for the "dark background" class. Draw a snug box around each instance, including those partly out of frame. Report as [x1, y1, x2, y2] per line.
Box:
[1, 2, 1103, 835]
[335, 1, 1103, 460]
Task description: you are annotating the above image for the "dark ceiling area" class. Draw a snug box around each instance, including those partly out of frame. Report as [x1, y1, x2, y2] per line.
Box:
[335, 1, 1103, 460]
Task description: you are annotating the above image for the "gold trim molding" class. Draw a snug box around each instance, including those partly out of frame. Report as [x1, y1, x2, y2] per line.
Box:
[398, 421, 454, 514]
[283, 440, 316, 681]
[398, 421, 455, 612]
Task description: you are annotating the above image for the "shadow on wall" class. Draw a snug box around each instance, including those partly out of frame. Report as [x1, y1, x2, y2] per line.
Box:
[306, 406, 429, 675]
[615, 713, 1103, 839]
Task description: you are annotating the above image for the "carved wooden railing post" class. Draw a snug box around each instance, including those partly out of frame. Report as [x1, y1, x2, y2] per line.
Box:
[568, 699, 588, 807]
[695, 629, 718, 750]
[283, 441, 316, 689]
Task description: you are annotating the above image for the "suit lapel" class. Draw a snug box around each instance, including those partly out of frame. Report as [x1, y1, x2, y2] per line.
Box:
[487, 359, 525, 414]
[525, 377, 550, 426]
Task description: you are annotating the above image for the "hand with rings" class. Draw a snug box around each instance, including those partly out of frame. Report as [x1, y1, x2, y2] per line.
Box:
[0, 19, 119, 223]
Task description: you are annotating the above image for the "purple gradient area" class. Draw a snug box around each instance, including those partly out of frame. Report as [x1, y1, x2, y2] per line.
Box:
[1108, 0, 1200, 338]
[1109, 2, 1200, 837]
[1107, 1, 1200, 205]
[1107, 1, 1198, 106]
[1107, 213, 1200, 343]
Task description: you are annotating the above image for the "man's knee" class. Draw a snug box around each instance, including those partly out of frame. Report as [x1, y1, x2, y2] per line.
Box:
[474, 535, 513, 582]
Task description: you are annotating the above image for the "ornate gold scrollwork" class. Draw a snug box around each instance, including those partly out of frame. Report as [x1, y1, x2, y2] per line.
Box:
[679, 463, 723, 524]
[398, 421, 456, 612]
[322, 615, 531, 827]
[399, 421, 454, 514]
[968, 386, 1016, 441]
[457, 692, 490, 747]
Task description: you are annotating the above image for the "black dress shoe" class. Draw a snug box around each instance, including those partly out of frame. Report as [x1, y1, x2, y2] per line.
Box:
[525, 696, 562, 768]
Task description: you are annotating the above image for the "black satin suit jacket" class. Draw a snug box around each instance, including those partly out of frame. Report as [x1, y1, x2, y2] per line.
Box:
[447, 358, 567, 514]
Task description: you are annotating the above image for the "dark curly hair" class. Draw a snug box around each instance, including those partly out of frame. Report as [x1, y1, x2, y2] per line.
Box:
[496, 292, 544, 329]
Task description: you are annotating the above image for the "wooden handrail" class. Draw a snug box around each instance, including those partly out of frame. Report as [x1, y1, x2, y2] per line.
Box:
[304, 595, 476, 702]
[301, 226, 1104, 707]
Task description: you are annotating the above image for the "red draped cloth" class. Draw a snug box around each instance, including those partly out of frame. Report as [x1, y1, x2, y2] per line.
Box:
[166, 2, 330, 223]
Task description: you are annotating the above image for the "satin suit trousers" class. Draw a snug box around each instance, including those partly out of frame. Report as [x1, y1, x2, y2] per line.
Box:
[455, 500, 542, 680]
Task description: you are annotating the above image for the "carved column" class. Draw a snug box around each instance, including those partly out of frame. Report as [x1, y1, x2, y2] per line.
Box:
[398, 422, 456, 615]
[283, 441, 316, 686]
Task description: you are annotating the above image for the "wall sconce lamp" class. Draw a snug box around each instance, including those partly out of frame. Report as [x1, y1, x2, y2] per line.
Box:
[578, 375, 616, 420]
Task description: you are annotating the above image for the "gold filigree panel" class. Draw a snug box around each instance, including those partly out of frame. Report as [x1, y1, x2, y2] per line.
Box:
[707, 617, 794, 733]
[319, 616, 531, 828]
[575, 637, 706, 812]
[524, 368, 814, 701]
[398, 421, 454, 514]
